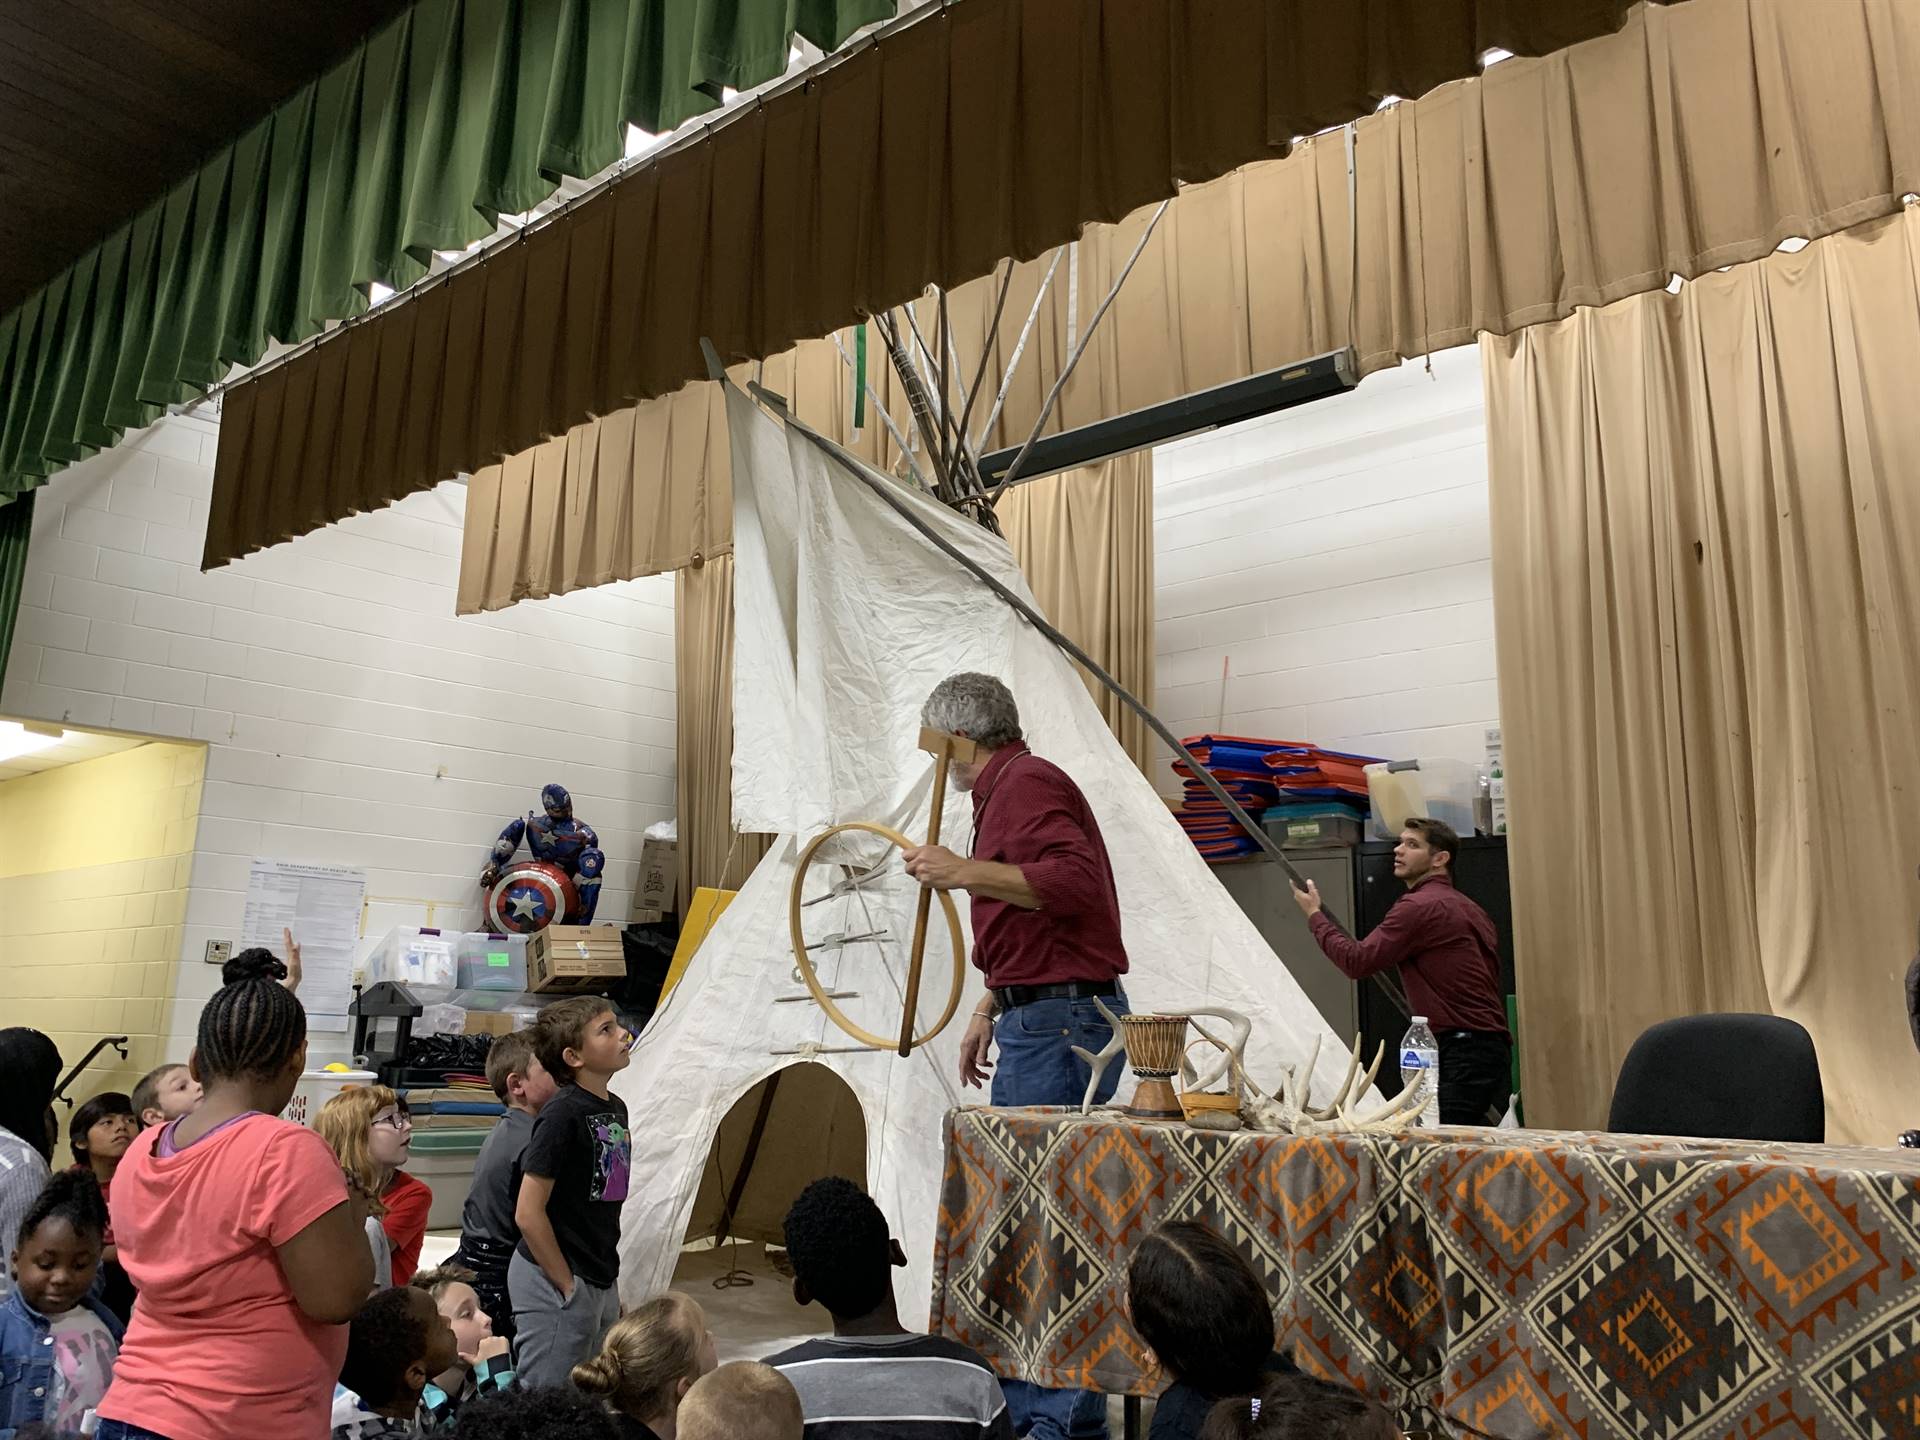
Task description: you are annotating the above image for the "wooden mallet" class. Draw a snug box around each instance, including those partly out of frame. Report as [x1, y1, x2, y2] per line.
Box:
[900, 726, 978, 1056]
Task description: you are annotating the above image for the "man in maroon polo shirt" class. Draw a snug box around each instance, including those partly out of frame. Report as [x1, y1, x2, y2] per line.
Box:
[902, 671, 1127, 1440]
[1292, 816, 1511, 1125]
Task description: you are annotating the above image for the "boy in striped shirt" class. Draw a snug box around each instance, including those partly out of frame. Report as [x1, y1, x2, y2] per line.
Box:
[766, 1178, 1013, 1440]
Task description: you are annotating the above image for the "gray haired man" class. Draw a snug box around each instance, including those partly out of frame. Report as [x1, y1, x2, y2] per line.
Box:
[903, 671, 1129, 1439]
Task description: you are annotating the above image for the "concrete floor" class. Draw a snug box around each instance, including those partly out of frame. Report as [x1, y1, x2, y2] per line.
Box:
[670, 1240, 830, 1362]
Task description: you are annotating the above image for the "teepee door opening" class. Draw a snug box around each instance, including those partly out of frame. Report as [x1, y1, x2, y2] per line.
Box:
[672, 1062, 868, 1360]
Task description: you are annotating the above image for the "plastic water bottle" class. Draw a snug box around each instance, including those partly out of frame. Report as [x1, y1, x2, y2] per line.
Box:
[1401, 1017, 1441, 1127]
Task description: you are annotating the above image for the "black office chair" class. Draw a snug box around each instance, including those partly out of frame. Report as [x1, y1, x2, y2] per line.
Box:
[1606, 1014, 1824, 1143]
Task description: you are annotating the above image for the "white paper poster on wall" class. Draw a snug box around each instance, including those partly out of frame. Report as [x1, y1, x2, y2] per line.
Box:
[240, 859, 366, 1028]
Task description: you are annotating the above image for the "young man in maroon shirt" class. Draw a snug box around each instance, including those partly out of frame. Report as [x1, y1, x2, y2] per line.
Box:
[902, 671, 1127, 1440]
[1292, 817, 1511, 1125]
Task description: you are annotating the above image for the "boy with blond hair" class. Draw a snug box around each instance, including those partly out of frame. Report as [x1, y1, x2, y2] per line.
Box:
[679, 1362, 804, 1440]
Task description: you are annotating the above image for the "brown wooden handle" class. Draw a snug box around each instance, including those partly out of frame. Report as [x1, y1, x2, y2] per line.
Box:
[898, 746, 951, 1055]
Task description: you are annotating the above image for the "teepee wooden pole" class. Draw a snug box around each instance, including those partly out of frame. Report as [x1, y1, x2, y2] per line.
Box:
[900, 727, 974, 1055]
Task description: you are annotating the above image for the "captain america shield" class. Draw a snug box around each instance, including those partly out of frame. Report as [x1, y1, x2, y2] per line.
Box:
[486, 860, 579, 934]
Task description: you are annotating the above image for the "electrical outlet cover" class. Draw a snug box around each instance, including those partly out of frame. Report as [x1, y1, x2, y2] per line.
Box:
[205, 939, 233, 966]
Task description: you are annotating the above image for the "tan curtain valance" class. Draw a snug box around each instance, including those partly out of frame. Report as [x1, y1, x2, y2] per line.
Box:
[207, 0, 1677, 571]
[456, 0, 1920, 614]
[1485, 206, 1920, 1147]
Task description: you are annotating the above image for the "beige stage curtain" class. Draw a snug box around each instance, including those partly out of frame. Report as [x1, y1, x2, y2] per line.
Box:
[1483, 206, 1920, 1147]
[208, 0, 1673, 570]
[995, 453, 1155, 774]
[674, 553, 771, 902]
[455, 0, 1920, 614]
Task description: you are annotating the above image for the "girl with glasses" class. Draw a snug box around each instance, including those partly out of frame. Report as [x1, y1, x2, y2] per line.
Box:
[316, 1086, 433, 1286]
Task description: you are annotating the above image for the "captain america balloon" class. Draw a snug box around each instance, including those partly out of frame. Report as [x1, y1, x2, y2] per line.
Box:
[480, 783, 606, 932]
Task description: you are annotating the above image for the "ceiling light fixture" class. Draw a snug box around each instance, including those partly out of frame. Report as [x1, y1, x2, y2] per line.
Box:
[0, 721, 63, 764]
[1479, 47, 1515, 68]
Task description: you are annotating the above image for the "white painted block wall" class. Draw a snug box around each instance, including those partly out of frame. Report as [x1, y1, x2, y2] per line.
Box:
[2, 414, 677, 1058]
[1152, 346, 1496, 796]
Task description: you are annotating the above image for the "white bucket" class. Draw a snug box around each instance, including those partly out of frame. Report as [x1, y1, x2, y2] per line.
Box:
[282, 1068, 379, 1128]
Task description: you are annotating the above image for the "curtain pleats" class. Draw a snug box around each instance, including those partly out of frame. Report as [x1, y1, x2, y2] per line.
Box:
[447, 0, 1920, 613]
[208, 0, 1683, 571]
[0, 0, 898, 506]
[1483, 205, 1920, 1147]
[0, 490, 34, 694]
[675, 554, 772, 902]
[995, 455, 1156, 774]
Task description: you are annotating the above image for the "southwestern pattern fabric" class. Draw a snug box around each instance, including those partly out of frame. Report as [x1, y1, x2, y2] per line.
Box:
[928, 1108, 1920, 1439]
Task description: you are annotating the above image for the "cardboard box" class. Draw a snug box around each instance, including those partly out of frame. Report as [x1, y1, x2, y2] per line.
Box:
[529, 924, 628, 994]
[462, 1010, 519, 1036]
[636, 838, 677, 916]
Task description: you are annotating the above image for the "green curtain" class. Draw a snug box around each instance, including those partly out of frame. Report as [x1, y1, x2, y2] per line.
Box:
[0, 491, 34, 694]
[0, 0, 893, 506]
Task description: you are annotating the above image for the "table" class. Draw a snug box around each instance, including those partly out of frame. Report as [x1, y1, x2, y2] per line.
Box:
[928, 1108, 1920, 1439]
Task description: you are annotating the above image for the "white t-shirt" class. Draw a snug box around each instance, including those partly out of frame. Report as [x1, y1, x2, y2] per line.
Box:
[48, 1305, 119, 1427]
[365, 1215, 393, 1289]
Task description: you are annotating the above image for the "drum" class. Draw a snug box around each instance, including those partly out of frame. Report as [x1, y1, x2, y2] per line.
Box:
[1118, 1013, 1192, 1120]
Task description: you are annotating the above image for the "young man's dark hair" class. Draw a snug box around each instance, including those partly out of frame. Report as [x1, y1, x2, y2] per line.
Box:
[1127, 1221, 1284, 1393]
[1198, 1372, 1399, 1440]
[1401, 816, 1459, 870]
[445, 1390, 618, 1440]
[768, 1177, 1012, 1439]
[1127, 1220, 1294, 1436]
[339, 1286, 458, 1417]
[781, 1175, 894, 1318]
[447, 1385, 621, 1440]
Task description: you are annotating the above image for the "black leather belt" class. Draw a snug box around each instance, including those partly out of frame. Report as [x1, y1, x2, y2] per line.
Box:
[991, 979, 1119, 1010]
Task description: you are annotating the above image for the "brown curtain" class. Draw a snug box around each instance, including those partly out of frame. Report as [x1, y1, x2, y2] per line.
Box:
[674, 554, 771, 901]
[1483, 206, 1920, 1147]
[995, 453, 1155, 773]
[453, 0, 1920, 613]
[209, 0, 1688, 572]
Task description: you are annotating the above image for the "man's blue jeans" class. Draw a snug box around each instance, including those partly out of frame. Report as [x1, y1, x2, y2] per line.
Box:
[990, 989, 1130, 1438]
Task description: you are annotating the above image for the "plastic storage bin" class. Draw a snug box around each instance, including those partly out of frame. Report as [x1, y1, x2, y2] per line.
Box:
[281, 1068, 378, 1128]
[1263, 808, 1363, 848]
[371, 927, 459, 989]
[1364, 758, 1478, 839]
[457, 932, 529, 991]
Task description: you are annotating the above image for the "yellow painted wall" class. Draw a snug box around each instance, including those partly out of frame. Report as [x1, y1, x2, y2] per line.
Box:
[0, 741, 206, 1128]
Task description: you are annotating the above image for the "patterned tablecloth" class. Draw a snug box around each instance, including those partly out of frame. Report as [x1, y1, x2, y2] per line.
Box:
[928, 1107, 1920, 1439]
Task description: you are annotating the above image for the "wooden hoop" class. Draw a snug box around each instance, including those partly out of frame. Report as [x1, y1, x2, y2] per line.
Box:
[787, 821, 966, 1052]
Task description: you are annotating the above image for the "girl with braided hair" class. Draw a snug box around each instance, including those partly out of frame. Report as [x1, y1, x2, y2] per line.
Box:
[94, 950, 376, 1440]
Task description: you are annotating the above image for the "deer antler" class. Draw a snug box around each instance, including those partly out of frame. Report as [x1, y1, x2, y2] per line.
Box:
[1303, 1036, 1386, 1122]
[1179, 1006, 1252, 1093]
[1069, 997, 1128, 1114]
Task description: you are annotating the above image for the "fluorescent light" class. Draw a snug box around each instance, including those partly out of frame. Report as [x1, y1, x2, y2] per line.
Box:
[1375, 95, 1404, 111]
[1775, 236, 1809, 253]
[0, 722, 62, 763]
[368, 282, 395, 305]
[1479, 47, 1515, 68]
[1666, 273, 1685, 294]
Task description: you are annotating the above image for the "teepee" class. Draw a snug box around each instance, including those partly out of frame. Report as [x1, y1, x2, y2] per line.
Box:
[612, 380, 1365, 1325]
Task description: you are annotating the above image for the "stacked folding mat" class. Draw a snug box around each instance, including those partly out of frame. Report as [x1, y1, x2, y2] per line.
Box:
[1173, 735, 1380, 860]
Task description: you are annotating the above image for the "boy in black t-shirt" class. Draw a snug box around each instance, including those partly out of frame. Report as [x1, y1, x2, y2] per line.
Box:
[506, 995, 633, 1388]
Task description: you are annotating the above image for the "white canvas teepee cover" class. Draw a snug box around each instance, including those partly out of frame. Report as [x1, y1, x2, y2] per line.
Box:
[613, 384, 1363, 1326]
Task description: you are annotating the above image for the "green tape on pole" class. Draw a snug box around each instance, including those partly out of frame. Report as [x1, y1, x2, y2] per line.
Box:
[853, 322, 867, 430]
